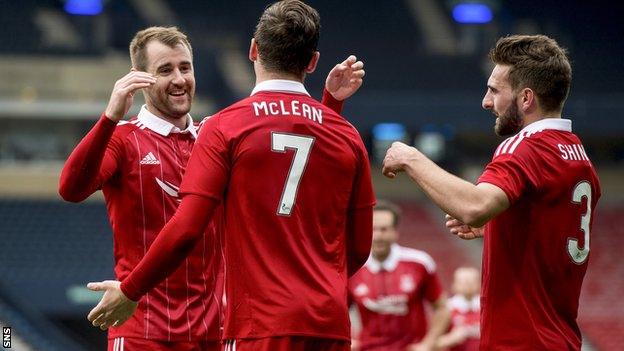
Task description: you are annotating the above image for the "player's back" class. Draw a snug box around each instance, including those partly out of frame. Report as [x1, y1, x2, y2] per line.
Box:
[206, 81, 373, 340]
[479, 119, 601, 350]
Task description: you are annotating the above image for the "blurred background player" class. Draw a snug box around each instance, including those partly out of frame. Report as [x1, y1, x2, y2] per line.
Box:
[85, 1, 375, 351]
[435, 267, 480, 351]
[382, 35, 601, 350]
[349, 200, 450, 351]
[60, 23, 366, 350]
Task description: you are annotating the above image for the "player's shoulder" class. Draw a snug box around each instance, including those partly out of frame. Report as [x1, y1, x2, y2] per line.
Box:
[196, 114, 217, 129]
[220, 95, 258, 116]
[493, 119, 575, 159]
[493, 130, 539, 159]
[113, 117, 142, 138]
[397, 246, 437, 273]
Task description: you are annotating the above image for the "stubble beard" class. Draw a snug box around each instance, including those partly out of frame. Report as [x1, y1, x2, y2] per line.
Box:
[494, 100, 524, 137]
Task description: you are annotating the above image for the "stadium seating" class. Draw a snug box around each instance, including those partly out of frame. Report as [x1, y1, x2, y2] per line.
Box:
[395, 201, 480, 291]
[0, 199, 114, 314]
[578, 204, 624, 351]
[0, 281, 86, 350]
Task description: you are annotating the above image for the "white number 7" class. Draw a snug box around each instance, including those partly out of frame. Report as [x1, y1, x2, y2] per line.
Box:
[271, 132, 315, 216]
[567, 181, 592, 264]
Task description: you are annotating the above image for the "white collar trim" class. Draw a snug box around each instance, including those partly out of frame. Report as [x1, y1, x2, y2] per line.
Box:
[520, 118, 572, 134]
[137, 105, 197, 138]
[366, 244, 400, 273]
[251, 79, 310, 96]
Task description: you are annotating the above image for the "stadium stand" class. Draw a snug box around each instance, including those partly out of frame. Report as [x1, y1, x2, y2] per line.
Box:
[395, 201, 479, 290]
[579, 204, 624, 351]
[0, 199, 114, 314]
[0, 281, 86, 350]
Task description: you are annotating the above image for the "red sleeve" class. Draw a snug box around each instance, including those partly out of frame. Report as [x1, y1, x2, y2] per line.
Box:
[58, 114, 122, 202]
[120, 194, 218, 301]
[321, 88, 344, 114]
[477, 153, 534, 204]
[347, 206, 372, 277]
[424, 270, 444, 303]
[346, 141, 375, 277]
[179, 113, 229, 200]
[349, 141, 376, 210]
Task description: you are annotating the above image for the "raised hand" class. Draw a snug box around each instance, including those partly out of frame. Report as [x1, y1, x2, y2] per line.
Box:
[105, 70, 156, 122]
[445, 214, 484, 240]
[86, 280, 137, 330]
[325, 55, 365, 101]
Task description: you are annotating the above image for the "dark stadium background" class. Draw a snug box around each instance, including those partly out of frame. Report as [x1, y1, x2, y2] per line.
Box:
[0, 0, 622, 350]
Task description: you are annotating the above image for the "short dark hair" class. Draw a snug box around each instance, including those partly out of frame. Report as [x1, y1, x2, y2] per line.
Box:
[130, 26, 192, 71]
[254, 0, 320, 77]
[489, 34, 572, 113]
[374, 200, 402, 228]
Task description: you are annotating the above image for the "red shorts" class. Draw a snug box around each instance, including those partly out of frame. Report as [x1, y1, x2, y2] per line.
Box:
[223, 336, 349, 351]
[108, 337, 220, 351]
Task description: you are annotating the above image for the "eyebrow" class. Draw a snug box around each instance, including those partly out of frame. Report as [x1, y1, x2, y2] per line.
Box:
[156, 63, 172, 71]
[155, 60, 192, 71]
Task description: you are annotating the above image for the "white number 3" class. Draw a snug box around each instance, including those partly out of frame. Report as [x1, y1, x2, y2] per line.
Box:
[271, 132, 315, 216]
[567, 181, 592, 264]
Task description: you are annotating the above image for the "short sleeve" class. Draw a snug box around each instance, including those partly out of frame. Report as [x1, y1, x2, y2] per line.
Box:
[179, 113, 230, 201]
[477, 153, 534, 205]
[349, 140, 376, 210]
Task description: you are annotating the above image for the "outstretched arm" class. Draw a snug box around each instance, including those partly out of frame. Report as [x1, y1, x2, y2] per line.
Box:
[382, 142, 509, 227]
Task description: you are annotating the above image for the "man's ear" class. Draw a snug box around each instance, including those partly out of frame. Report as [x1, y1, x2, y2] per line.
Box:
[249, 38, 258, 62]
[519, 87, 535, 113]
[305, 51, 320, 74]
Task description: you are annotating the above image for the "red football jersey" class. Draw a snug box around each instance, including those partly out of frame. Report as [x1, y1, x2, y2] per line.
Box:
[446, 295, 480, 351]
[179, 80, 376, 341]
[348, 244, 443, 351]
[477, 118, 601, 350]
[60, 107, 223, 342]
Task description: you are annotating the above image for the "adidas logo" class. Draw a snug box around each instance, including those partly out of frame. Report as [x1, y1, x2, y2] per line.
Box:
[140, 152, 160, 165]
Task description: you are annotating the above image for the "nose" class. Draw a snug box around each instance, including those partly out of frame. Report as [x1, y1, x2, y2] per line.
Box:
[482, 93, 493, 110]
[172, 68, 186, 85]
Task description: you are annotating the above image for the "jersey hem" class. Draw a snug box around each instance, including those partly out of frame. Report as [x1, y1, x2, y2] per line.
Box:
[222, 331, 350, 342]
[107, 333, 220, 342]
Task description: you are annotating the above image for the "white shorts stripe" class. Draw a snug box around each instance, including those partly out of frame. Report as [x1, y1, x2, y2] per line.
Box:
[120, 337, 124, 351]
[113, 337, 118, 351]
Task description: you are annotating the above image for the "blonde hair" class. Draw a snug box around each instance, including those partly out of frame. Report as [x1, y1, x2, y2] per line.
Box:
[129, 26, 193, 71]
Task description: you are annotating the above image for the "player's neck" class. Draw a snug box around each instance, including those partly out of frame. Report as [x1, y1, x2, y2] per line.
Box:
[372, 251, 390, 263]
[462, 293, 476, 300]
[522, 110, 562, 128]
[255, 67, 305, 86]
[145, 104, 188, 130]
